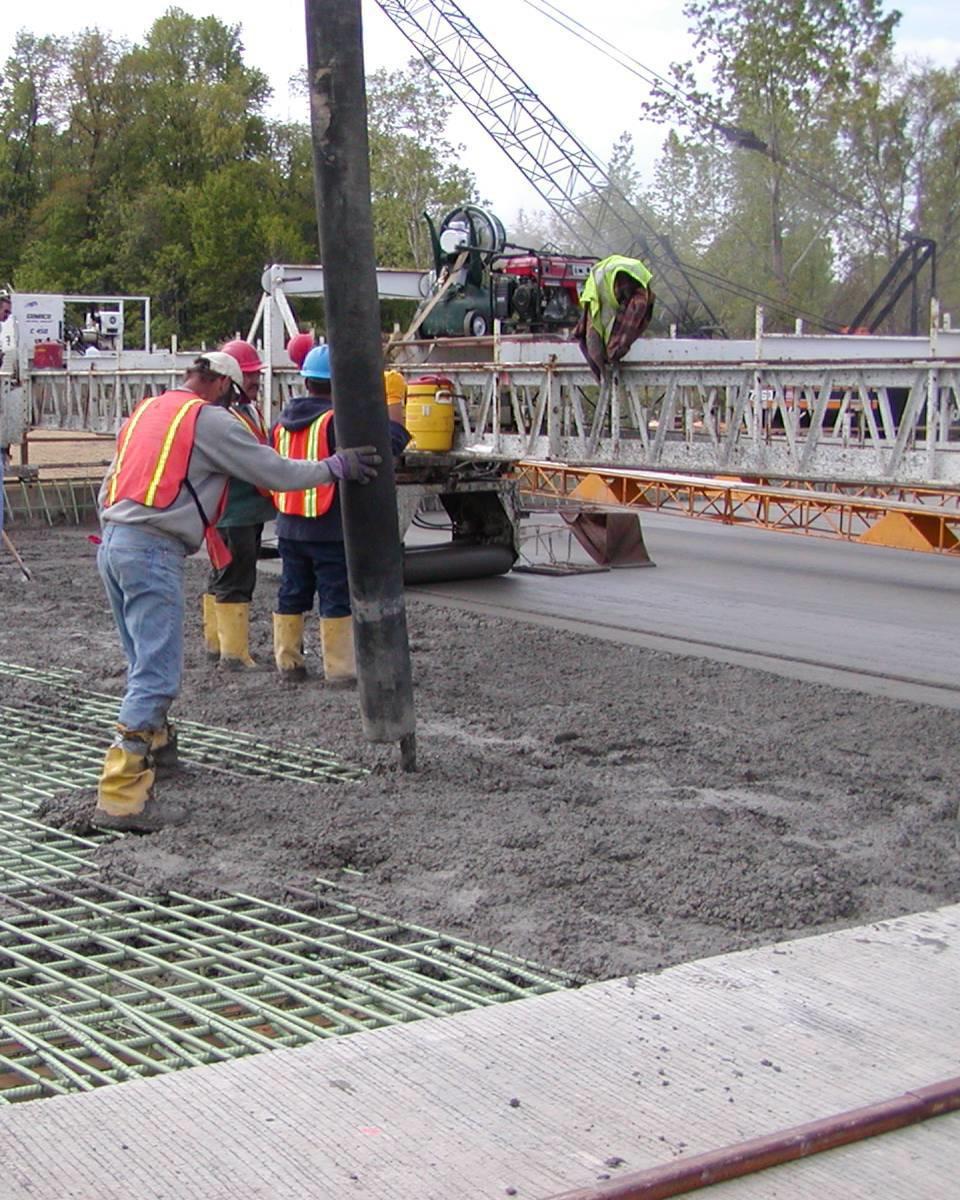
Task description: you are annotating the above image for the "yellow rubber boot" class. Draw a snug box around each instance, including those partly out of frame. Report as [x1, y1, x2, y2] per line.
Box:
[202, 593, 220, 662]
[273, 613, 307, 684]
[216, 601, 257, 669]
[93, 727, 187, 833]
[95, 728, 154, 817]
[320, 615, 356, 687]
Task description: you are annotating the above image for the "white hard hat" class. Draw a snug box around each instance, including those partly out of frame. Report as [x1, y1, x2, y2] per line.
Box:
[192, 350, 244, 388]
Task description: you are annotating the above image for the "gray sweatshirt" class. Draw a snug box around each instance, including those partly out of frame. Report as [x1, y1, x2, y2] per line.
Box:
[99, 395, 340, 552]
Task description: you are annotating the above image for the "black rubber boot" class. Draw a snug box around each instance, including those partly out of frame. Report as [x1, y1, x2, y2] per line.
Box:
[92, 795, 189, 834]
[151, 722, 179, 774]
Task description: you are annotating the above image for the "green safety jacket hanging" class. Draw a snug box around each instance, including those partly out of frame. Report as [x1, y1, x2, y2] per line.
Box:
[580, 255, 653, 343]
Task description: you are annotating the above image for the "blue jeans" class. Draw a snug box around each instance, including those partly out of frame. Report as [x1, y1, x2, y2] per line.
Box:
[277, 538, 350, 618]
[98, 523, 187, 732]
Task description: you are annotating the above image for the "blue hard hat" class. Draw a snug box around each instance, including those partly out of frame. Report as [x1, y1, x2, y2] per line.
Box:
[300, 344, 331, 380]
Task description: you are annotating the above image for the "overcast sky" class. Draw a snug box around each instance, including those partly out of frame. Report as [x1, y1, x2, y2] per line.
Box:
[2, 0, 958, 226]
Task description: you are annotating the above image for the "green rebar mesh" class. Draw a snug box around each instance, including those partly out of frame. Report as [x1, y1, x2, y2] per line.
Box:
[0, 661, 575, 1104]
[0, 659, 367, 792]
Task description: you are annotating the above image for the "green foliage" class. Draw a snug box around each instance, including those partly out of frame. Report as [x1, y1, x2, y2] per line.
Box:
[366, 59, 477, 267]
[831, 61, 960, 328]
[117, 9, 270, 189]
[0, 17, 474, 341]
[640, 0, 911, 331]
[3, 4, 956, 341]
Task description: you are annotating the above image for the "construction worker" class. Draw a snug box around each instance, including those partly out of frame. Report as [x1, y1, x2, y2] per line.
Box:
[93, 350, 380, 834]
[574, 254, 655, 382]
[200, 339, 276, 669]
[271, 345, 409, 685]
[286, 331, 316, 369]
[0, 288, 11, 532]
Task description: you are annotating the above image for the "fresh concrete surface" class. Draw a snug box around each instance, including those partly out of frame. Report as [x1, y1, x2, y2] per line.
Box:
[407, 511, 960, 707]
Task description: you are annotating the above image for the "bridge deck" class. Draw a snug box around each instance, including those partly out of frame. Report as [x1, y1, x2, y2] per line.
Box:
[2, 904, 957, 1198]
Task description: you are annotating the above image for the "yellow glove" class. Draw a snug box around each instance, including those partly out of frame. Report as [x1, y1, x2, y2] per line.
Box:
[384, 370, 407, 406]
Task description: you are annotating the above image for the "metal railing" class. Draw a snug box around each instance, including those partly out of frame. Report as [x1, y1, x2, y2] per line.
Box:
[4, 323, 960, 486]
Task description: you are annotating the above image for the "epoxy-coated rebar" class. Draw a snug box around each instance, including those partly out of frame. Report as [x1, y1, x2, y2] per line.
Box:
[3, 854, 566, 1021]
[0, 868, 569, 1104]
[547, 1077, 960, 1200]
[0, 845, 570, 1105]
[0, 670, 366, 785]
[0, 659, 571, 1105]
[1, 863, 441, 1028]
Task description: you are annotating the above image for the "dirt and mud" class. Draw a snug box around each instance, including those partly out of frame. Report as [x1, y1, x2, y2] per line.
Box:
[2, 525, 959, 982]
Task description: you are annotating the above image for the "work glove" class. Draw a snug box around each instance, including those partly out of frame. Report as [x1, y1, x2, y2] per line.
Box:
[327, 446, 382, 484]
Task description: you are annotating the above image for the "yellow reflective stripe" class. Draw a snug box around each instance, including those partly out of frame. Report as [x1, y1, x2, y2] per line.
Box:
[274, 427, 294, 512]
[274, 411, 334, 515]
[108, 395, 159, 505]
[303, 419, 324, 516]
[143, 397, 205, 507]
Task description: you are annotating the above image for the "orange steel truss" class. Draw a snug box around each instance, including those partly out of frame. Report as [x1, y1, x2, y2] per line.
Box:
[517, 461, 960, 556]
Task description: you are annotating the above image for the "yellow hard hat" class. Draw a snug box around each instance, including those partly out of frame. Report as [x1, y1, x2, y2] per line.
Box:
[384, 370, 407, 405]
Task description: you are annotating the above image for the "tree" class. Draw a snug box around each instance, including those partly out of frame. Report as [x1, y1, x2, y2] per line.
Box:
[0, 18, 479, 342]
[642, 0, 899, 329]
[366, 59, 476, 267]
[116, 8, 270, 190]
[0, 32, 66, 282]
[831, 61, 960, 329]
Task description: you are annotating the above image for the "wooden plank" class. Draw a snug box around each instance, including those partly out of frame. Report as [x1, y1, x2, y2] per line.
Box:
[1, 905, 958, 1199]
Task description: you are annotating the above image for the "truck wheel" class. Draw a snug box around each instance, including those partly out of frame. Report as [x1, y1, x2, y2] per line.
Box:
[464, 310, 489, 337]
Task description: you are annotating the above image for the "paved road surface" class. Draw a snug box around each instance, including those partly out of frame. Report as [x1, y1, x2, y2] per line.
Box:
[407, 512, 960, 709]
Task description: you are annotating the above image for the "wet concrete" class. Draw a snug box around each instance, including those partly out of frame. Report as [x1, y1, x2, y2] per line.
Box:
[3, 523, 959, 981]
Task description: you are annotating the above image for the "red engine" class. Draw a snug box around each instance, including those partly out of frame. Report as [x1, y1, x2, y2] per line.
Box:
[493, 252, 596, 330]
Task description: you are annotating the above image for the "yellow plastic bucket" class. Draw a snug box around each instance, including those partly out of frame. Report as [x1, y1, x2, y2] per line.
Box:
[405, 375, 455, 452]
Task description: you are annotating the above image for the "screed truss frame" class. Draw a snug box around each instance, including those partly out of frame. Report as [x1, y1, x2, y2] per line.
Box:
[518, 462, 960, 554]
[6, 329, 960, 486]
[412, 355, 960, 485]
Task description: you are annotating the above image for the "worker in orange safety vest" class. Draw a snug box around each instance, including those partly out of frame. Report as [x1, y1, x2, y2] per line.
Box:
[270, 344, 409, 685]
[199, 338, 277, 670]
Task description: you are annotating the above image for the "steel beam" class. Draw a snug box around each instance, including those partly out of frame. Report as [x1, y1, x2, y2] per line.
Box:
[8, 328, 960, 486]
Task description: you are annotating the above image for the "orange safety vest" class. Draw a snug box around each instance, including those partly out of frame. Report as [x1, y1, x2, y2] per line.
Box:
[271, 410, 336, 516]
[106, 389, 232, 566]
[107, 391, 208, 508]
[228, 403, 268, 443]
[226, 403, 272, 499]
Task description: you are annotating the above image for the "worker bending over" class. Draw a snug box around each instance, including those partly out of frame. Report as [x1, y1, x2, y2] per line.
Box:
[94, 351, 380, 833]
[200, 339, 276, 669]
[575, 254, 655, 381]
[271, 346, 409, 685]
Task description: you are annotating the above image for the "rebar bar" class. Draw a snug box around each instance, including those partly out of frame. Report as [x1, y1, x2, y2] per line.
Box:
[0, 664, 366, 791]
[0, 661, 574, 1105]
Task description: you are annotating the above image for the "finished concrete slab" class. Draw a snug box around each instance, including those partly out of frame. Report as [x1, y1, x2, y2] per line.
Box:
[2, 904, 958, 1199]
[406, 510, 960, 709]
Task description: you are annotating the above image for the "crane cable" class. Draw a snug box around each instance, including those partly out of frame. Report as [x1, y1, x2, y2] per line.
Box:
[516, 0, 900, 245]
